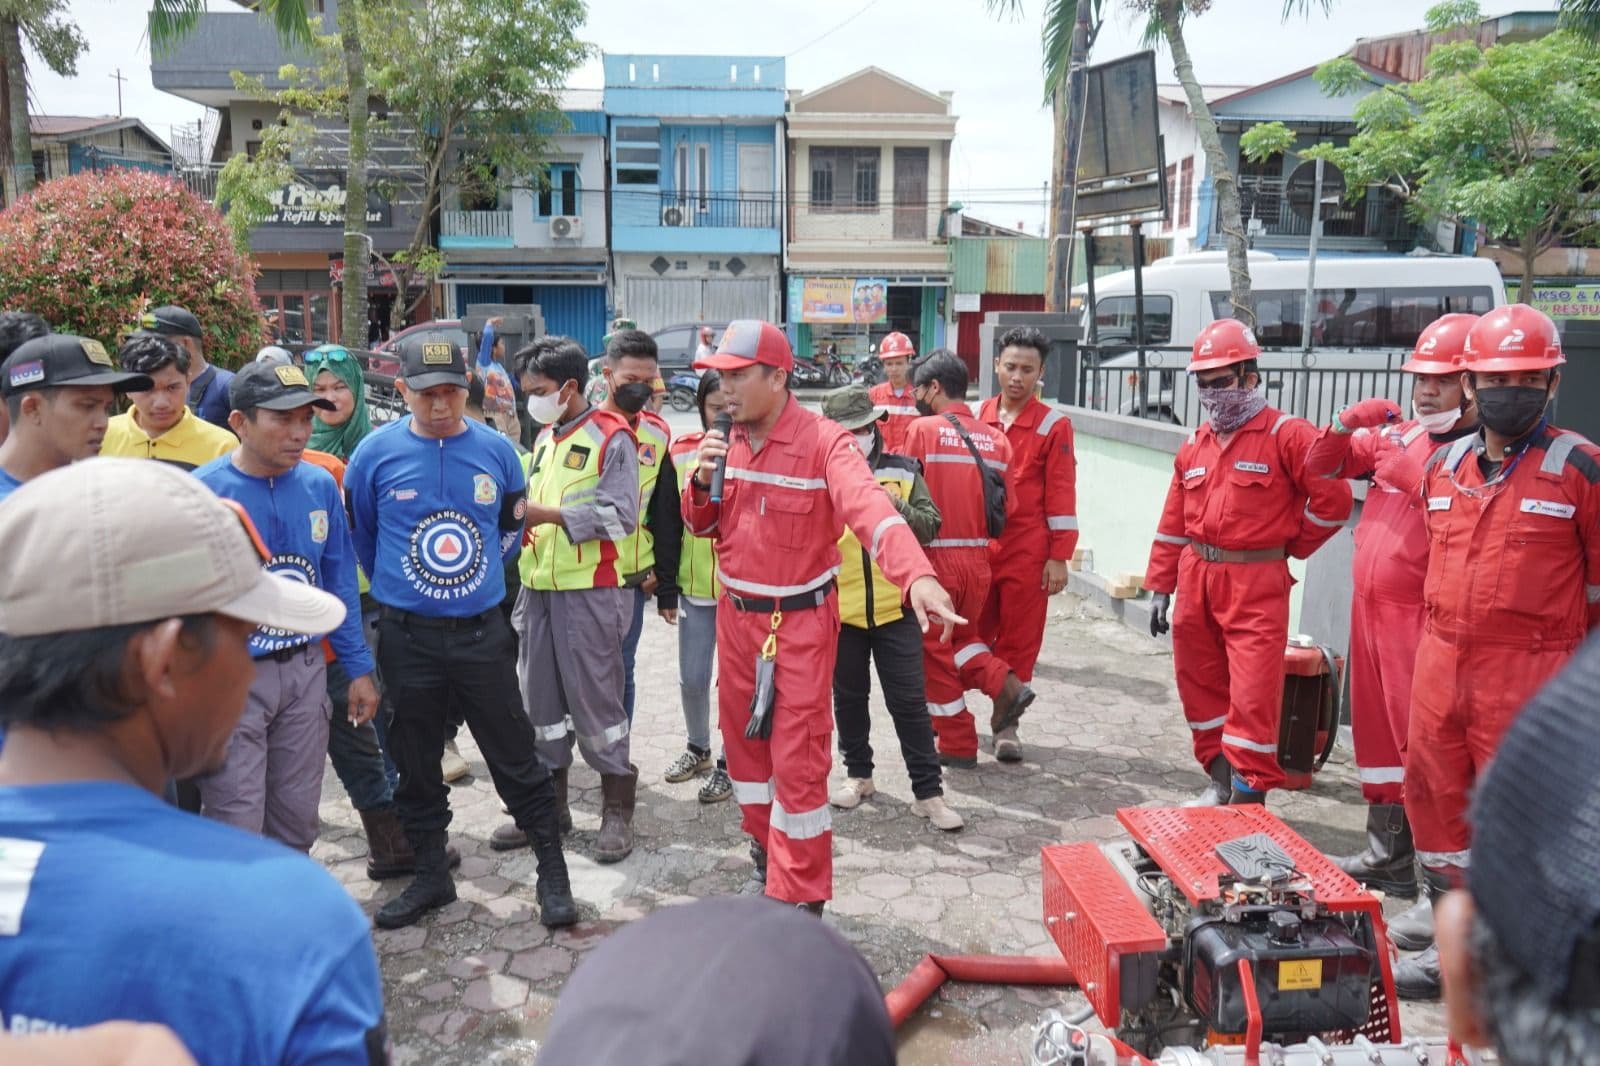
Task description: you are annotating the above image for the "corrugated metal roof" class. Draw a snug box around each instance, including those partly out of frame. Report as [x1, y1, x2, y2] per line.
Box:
[951, 237, 1046, 295]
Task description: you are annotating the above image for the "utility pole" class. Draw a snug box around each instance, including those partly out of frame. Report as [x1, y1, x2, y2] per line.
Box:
[109, 68, 126, 118]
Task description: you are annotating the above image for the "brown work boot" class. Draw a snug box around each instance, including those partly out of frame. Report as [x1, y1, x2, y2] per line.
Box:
[359, 808, 460, 880]
[989, 672, 1036, 735]
[489, 822, 527, 851]
[593, 766, 638, 864]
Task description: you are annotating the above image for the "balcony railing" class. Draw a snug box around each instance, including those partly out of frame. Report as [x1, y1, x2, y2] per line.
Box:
[441, 210, 513, 239]
[1238, 176, 1420, 244]
[656, 191, 777, 229]
[177, 164, 221, 202]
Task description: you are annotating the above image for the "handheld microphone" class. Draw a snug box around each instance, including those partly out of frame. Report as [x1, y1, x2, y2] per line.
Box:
[709, 411, 733, 504]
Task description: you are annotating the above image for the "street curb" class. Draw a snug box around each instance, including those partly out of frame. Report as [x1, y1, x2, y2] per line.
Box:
[1066, 568, 1171, 649]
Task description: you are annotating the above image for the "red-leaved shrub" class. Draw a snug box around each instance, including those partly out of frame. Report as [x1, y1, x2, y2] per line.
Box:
[0, 168, 266, 367]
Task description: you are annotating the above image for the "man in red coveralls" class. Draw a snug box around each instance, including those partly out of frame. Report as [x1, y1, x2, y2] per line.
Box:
[978, 326, 1078, 762]
[684, 320, 962, 913]
[1394, 303, 1600, 1001]
[1302, 314, 1480, 954]
[867, 331, 919, 454]
[904, 349, 1035, 768]
[1145, 319, 1353, 806]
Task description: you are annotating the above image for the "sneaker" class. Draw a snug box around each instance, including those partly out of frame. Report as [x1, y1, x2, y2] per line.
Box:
[664, 747, 712, 783]
[698, 766, 733, 804]
[829, 777, 875, 809]
[441, 741, 470, 783]
[912, 795, 964, 831]
[994, 727, 1023, 763]
[939, 752, 978, 770]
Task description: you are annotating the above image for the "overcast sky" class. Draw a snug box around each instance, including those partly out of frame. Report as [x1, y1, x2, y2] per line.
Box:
[32, 0, 1559, 235]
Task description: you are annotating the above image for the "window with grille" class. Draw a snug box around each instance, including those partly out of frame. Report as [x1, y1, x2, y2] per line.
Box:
[810, 147, 879, 212]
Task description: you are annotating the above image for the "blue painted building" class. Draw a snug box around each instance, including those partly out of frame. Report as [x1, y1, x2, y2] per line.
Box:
[440, 91, 611, 355]
[604, 54, 785, 332]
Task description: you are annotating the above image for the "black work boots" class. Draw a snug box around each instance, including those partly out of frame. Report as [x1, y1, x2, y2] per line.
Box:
[374, 833, 457, 929]
[1185, 756, 1234, 807]
[1333, 803, 1418, 899]
[532, 831, 578, 928]
[1393, 866, 1454, 1001]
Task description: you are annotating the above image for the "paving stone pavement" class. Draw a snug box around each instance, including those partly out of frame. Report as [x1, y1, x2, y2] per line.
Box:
[310, 593, 1447, 1064]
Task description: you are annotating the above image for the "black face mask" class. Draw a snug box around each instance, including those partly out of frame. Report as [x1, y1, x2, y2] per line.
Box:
[1474, 385, 1549, 438]
[914, 394, 935, 417]
[611, 380, 654, 415]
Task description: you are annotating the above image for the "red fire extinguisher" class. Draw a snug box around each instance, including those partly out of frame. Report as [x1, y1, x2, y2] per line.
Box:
[1278, 637, 1342, 791]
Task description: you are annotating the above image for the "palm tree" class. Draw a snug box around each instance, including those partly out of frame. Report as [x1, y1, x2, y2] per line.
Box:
[986, 0, 1102, 312]
[993, 0, 1334, 329]
[0, 0, 86, 203]
[148, 0, 315, 54]
[1560, 0, 1600, 40]
[150, 1, 371, 347]
[1140, 1, 1334, 330]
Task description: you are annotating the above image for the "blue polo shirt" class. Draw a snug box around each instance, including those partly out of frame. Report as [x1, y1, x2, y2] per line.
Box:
[194, 456, 374, 673]
[0, 468, 21, 747]
[0, 780, 386, 1064]
[188, 364, 236, 431]
[345, 416, 527, 617]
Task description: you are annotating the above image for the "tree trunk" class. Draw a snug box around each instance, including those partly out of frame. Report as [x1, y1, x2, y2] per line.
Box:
[1520, 228, 1539, 306]
[1156, 0, 1254, 329]
[1045, 82, 1068, 312]
[338, 0, 370, 348]
[2, 16, 33, 202]
[1049, 1, 1100, 312]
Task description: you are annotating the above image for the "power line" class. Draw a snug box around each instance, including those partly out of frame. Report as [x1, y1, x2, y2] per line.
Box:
[786, 0, 886, 59]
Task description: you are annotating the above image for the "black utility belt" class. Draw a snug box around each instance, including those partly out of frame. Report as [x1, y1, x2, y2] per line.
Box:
[256, 644, 311, 663]
[379, 606, 501, 631]
[726, 580, 835, 614]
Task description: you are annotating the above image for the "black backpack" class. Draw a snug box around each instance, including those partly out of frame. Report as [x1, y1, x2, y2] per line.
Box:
[944, 413, 1006, 538]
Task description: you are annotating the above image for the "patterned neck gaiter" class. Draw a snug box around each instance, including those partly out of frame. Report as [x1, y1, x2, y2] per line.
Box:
[1200, 387, 1267, 433]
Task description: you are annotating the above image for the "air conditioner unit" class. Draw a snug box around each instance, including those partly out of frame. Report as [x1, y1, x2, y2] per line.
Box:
[661, 204, 693, 227]
[548, 215, 582, 240]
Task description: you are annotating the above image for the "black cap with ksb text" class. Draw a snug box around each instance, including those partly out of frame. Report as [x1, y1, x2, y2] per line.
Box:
[228, 360, 337, 413]
[137, 305, 203, 339]
[398, 331, 469, 391]
[1, 334, 154, 397]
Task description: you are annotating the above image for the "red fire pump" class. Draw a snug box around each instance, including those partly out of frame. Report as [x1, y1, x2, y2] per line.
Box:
[887, 805, 1474, 1065]
[1041, 805, 1400, 1056]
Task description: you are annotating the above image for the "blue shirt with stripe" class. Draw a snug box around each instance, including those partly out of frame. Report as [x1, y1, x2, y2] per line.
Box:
[194, 455, 374, 673]
[345, 417, 527, 617]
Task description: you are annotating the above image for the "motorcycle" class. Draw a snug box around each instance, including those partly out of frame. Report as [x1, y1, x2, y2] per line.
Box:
[666, 370, 700, 413]
[792, 352, 852, 388]
[855, 354, 885, 386]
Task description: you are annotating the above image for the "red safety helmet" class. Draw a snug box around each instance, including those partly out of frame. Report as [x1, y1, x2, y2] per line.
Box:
[1461, 303, 1565, 374]
[879, 331, 915, 361]
[1401, 312, 1478, 375]
[694, 319, 795, 373]
[1188, 318, 1261, 373]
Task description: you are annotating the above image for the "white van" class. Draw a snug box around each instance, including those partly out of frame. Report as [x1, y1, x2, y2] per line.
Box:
[1076, 252, 1506, 426]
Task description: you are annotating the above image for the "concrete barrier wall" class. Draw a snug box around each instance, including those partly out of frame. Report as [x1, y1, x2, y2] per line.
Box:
[1060, 405, 1353, 639]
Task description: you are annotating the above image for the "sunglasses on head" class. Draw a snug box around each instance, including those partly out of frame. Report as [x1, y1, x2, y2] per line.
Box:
[307, 347, 353, 364]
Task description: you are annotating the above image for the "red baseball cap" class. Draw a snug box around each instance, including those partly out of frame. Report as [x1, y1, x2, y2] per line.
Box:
[693, 320, 794, 373]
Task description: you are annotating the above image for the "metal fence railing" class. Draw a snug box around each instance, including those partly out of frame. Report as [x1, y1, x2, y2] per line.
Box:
[657, 191, 777, 229]
[1077, 344, 1413, 429]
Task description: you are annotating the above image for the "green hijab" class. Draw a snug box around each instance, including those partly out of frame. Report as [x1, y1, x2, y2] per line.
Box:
[305, 345, 373, 460]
